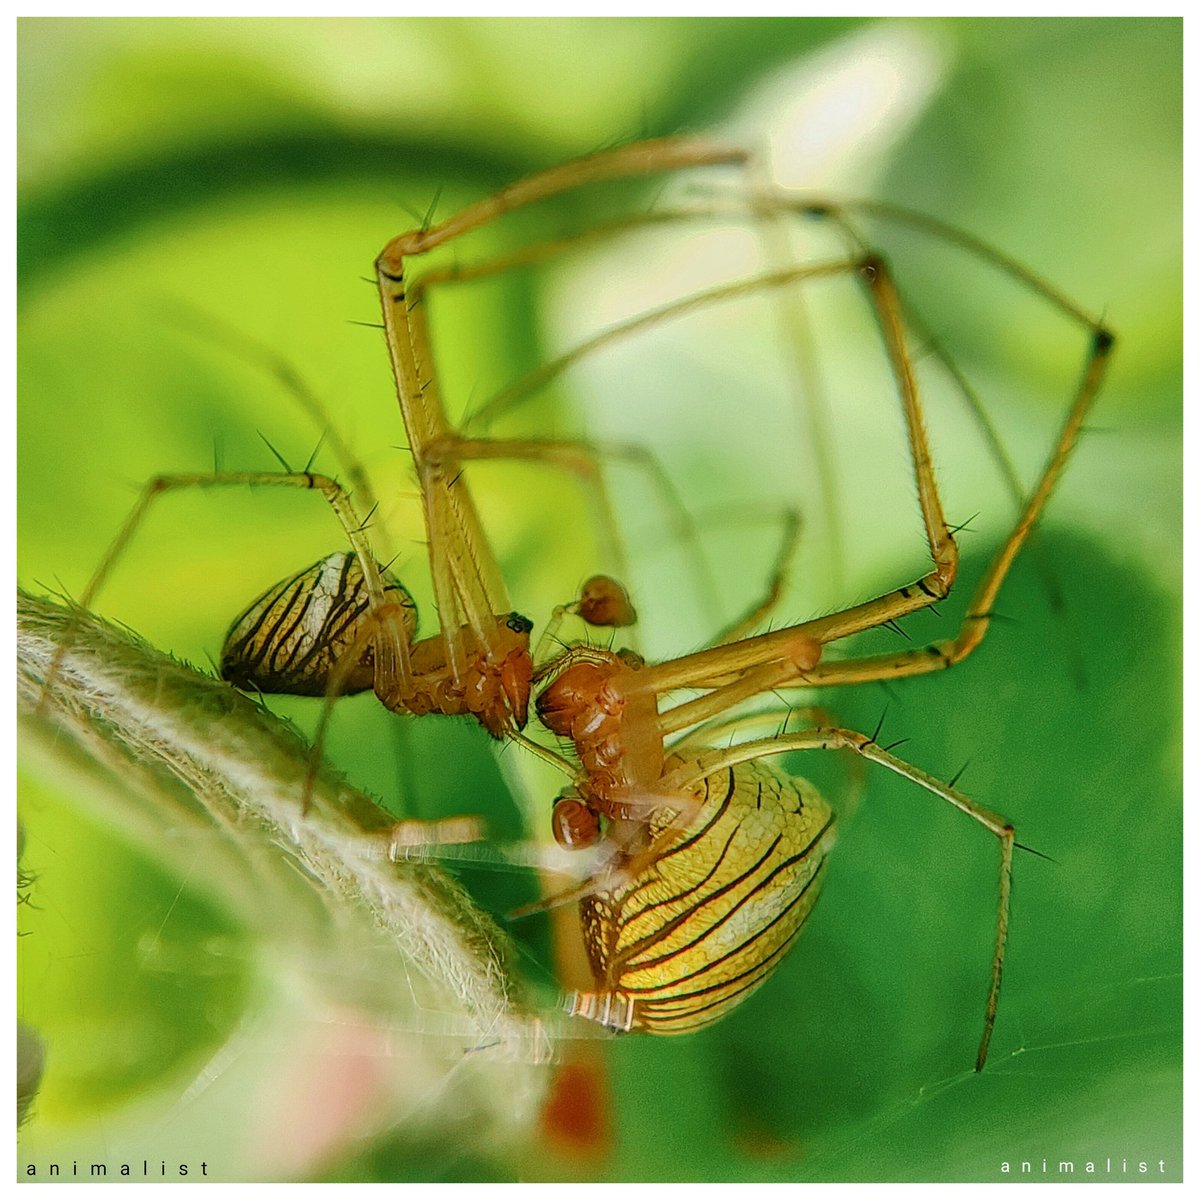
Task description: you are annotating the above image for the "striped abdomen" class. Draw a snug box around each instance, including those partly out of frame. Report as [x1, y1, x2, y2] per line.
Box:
[222, 551, 533, 735]
[221, 551, 416, 697]
[579, 761, 835, 1034]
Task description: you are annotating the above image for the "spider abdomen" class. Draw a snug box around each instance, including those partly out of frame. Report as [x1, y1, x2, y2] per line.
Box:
[221, 551, 415, 696]
[580, 760, 835, 1035]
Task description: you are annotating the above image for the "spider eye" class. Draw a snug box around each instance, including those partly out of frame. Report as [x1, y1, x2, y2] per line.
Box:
[506, 613, 533, 635]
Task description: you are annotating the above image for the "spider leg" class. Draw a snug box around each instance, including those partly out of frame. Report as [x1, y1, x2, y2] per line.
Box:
[434, 434, 715, 628]
[613, 235, 1115, 700]
[297, 598, 415, 814]
[608, 252, 960, 696]
[665, 703, 831, 759]
[801, 195, 1103, 680]
[160, 302, 380, 523]
[766, 324, 1114, 690]
[665, 704, 869, 825]
[452, 255, 917, 641]
[374, 138, 746, 678]
[41, 469, 414, 713]
[402, 214, 794, 640]
[660, 728, 1014, 1071]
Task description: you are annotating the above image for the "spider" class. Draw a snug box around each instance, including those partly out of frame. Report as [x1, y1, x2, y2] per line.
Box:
[361, 142, 1113, 1069]
[42, 138, 1112, 1072]
[515, 239, 1110, 1070]
[41, 137, 739, 744]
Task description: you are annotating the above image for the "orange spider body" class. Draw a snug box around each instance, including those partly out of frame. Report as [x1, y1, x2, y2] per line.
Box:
[536, 647, 836, 1035]
[537, 650, 662, 820]
[391, 615, 533, 738]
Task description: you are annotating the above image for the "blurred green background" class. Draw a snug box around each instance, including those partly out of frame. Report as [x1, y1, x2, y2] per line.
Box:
[18, 16, 1181, 1183]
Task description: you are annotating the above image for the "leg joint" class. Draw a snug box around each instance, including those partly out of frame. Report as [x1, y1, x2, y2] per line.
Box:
[857, 253, 889, 284]
[918, 568, 953, 601]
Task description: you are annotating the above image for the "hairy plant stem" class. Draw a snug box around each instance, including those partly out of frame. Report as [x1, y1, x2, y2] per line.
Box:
[17, 590, 551, 1145]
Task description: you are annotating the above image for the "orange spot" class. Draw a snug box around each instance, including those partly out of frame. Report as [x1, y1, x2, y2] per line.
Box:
[539, 1057, 613, 1160]
[578, 576, 637, 628]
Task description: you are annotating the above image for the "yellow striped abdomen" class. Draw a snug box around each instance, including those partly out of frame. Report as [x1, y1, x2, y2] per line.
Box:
[580, 761, 835, 1034]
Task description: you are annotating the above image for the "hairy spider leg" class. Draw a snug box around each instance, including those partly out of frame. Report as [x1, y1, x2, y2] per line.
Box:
[374, 137, 748, 686]
[660, 730, 1013, 1070]
[615, 252, 1112, 699]
[40, 470, 414, 714]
